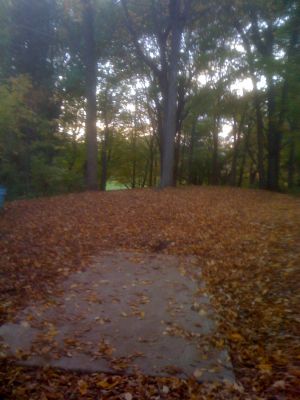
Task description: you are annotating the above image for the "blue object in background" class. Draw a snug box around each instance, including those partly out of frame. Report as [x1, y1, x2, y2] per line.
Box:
[0, 186, 7, 209]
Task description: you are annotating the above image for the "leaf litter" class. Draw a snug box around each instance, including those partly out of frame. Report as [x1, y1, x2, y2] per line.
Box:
[0, 186, 299, 398]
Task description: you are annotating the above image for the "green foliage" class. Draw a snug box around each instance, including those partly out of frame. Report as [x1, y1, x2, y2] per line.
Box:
[0, 76, 34, 196]
[0, 75, 84, 198]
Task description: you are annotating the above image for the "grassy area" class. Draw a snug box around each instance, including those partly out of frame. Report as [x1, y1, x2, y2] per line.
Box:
[106, 181, 126, 191]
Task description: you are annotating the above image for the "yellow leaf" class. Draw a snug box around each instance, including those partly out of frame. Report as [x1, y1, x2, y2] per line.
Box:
[96, 378, 119, 389]
[229, 332, 243, 342]
[258, 363, 272, 373]
[78, 379, 88, 395]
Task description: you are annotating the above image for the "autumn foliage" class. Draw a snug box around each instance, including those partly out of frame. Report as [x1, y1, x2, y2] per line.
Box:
[0, 187, 299, 398]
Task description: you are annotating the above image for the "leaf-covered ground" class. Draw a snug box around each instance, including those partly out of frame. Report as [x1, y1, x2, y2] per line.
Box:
[0, 187, 299, 399]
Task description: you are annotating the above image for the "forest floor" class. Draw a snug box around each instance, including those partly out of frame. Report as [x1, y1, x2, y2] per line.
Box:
[0, 187, 299, 399]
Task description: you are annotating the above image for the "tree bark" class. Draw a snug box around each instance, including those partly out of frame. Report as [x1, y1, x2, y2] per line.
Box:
[211, 116, 219, 185]
[188, 119, 196, 184]
[131, 137, 137, 189]
[249, 163, 257, 186]
[230, 124, 238, 186]
[288, 134, 295, 189]
[82, 0, 98, 190]
[148, 132, 155, 187]
[230, 109, 247, 186]
[253, 87, 266, 188]
[266, 78, 280, 191]
[100, 124, 108, 191]
[173, 131, 181, 184]
[160, 0, 181, 188]
[131, 99, 138, 189]
[238, 122, 252, 187]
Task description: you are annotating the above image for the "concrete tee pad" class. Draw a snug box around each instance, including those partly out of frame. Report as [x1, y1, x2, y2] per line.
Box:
[0, 252, 234, 381]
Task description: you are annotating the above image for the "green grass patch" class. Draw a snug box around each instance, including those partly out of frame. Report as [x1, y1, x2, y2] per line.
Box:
[106, 181, 126, 191]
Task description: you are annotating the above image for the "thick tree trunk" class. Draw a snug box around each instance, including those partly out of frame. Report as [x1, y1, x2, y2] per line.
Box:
[173, 78, 186, 185]
[249, 163, 257, 186]
[173, 131, 181, 184]
[153, 156, 158, 186]
[230, 110, 246, 186]
[82, 0, 98, 190]
[148, 133, 154, 187]
[266, 79, 280, 191]
[230, 127, 238, 186]
[132, 154, 136, 189]
[253, 90, 266, 189]
[160, 0, 181, 188]
[142, 160, 149, 188]
[238, 153, 246, 187]
[188, 120, 196, 184]
[100, 125, 108, 191]
[131, 103, 138, 189]
[211, 117, 219, 185]
[288, 135, 295, 189]
[238, 123, 252, 187]
[179, 130, 187, 185]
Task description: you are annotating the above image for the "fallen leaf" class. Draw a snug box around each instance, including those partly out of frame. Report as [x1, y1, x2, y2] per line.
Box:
[258, 363, 272, 373]
[229, 333, 243, 342]
[193, 369, 203, 379]
[162, 385, 169, 393]
[78, 379, 88, 395]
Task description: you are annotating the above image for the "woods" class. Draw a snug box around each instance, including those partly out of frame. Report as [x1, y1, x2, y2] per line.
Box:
[0, 0, 299, 196]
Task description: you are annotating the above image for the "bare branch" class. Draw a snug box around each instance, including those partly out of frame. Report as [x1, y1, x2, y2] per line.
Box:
[121, 0, 162, 79]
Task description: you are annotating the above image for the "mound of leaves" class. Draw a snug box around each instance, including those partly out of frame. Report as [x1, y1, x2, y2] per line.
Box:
[0, 187, 299, 398]
[0, 360, 250, 400]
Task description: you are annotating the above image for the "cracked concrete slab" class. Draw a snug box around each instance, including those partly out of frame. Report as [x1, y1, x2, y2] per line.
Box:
[0, 251, 234, 381]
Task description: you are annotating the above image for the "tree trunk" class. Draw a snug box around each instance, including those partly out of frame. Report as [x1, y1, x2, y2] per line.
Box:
[249, 163, 257, 186]
[179, 129, 187, 185]
[173, 131, 181, 184]
[253, 88, 266, 188]
[211, 116, 219, 185]
[160, 0, 181, 188]
[82, 0, 98, 190]
[142, 160, 149, 188]
[230, 127, 238, 186]
[288, 134, 295, 189]
[100, 125, 108, 191]
[238, 123, 252, 187]
[231, 110, 246, 186]
[238, 152, 246, 187]
[266, 79, 280, 191]
[132, 151, 136, 189]
[131, 102, 138, 189]
[153, 156, 158, 186]
[188, 120, 196, 184]
[148, 132, 154, 187]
